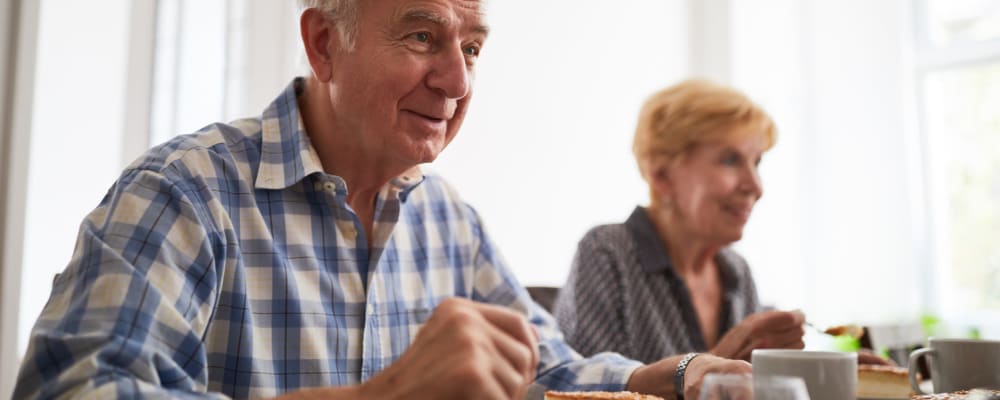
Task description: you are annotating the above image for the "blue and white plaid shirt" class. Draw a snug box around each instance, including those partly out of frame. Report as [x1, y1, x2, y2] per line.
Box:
[14, 78, 640, 399]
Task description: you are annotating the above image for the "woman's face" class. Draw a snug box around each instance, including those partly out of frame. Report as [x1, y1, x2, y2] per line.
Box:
[659, 124, 767, 244]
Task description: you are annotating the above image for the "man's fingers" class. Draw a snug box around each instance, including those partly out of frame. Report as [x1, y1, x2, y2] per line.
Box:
[458, 362, 515, 400]
[434, 298, 538, 386]
[491, 357, 530, 399]
[466, 300, 539, 381]
[475, 301, 539, 349]
[481, 315, 536, 384]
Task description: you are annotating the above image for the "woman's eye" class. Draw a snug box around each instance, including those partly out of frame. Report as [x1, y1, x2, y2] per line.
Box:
[721, 153, 740, 165]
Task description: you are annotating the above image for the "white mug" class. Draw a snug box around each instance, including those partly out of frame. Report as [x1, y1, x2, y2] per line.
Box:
[909, 338, 1000, 394]
[752, 350, 856, 400]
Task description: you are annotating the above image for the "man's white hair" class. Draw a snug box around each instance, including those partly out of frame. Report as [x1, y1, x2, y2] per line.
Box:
[299, 0, 360, 49]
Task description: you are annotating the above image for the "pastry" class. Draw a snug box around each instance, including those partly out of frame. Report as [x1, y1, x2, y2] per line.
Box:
[544, 391, 665, 400]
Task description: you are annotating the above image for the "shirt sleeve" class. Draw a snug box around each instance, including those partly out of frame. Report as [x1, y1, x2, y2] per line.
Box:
[552, 231, 633, 360]
[13, 166, 231, 399]
[462, 207, 642, 400]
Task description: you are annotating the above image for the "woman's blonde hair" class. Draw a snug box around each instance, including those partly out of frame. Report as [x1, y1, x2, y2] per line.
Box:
[632, 79, 776, 182]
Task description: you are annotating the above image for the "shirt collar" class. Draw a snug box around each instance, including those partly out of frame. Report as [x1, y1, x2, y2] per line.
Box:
[625, 206, 676, 274]
[254, 78, 426, 198]
[624, 206, 740, 291]
[255, 78, 325, 190]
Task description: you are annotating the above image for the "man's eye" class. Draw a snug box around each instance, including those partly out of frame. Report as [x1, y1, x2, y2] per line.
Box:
[411, 32, 430, 42]
[463, 45, 480, 56]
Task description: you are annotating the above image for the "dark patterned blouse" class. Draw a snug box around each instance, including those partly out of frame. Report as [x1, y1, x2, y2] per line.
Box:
[553, 206, 762, 364]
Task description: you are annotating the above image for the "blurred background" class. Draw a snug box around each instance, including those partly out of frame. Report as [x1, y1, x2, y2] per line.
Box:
[1, 0, 999, 397]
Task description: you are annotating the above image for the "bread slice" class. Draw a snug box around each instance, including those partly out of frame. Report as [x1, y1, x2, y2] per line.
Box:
[544, 391, 665, 400]
[856, 364, 912, 399]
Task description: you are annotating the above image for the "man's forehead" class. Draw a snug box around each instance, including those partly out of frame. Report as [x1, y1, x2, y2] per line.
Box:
[388, 0, 489, 34]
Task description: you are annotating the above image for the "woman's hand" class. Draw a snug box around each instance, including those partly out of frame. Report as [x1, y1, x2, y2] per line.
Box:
[710, 310, 806, 361]
[857, 349, 895, 366]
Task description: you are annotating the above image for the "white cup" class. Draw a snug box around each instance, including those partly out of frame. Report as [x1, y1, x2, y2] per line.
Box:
[909, 338, 1000, 394]
[752, 350, 857, 400]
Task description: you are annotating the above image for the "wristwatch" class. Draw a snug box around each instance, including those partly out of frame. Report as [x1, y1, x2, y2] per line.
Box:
[673, 352, 701, 400]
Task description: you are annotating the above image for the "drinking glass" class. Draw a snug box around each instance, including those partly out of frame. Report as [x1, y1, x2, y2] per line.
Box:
[698, 373, 810, 400]
[698, 373, 754, 400]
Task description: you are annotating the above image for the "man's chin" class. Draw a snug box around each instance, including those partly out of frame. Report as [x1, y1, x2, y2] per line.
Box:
[403, 142, 447, 165]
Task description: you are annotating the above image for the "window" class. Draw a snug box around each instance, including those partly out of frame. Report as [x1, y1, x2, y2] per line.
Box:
[917, 0, 1000, 333]
[149, 0, 299, 145]
[15, 0, 299, 359]
[18, 0, 132, 357]
[925, 0, 1000, 46]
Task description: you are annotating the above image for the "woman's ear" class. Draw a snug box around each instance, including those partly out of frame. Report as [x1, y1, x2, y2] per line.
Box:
[649, 161, 673, 198]
[300, 8, 339, 82]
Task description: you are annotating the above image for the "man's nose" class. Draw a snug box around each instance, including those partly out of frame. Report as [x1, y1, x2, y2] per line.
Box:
[426, 45, 471, 99]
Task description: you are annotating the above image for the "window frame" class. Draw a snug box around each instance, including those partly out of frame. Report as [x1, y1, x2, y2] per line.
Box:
[0, 0, 40, 397]
[912, 0, 1000, 328]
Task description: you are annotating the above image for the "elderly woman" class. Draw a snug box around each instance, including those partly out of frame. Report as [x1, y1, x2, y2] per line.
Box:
[552, 79, 804, 363]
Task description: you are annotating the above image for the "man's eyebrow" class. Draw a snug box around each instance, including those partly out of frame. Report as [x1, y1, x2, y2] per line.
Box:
[399, 9, 490, 37]
[400, 9, 449, 27]
[472, 23, 490, 37]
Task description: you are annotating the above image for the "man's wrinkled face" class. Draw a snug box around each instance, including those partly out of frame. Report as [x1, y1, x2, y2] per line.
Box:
[327, 0, 488, 167]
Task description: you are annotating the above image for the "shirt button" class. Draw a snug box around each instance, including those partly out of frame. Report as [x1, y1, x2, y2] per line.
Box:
[366, 304, 374, 314]
[323, 182, 336, 192]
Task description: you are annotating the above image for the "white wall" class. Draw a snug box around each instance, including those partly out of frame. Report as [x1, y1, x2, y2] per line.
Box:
[433, 0, 690, 286]
[730, 0, 925, 325]
[437, 0, 927, 329]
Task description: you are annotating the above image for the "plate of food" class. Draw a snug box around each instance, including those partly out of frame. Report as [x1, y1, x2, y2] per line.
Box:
[545, 391, 664, 400]
[910, 389, 1000, 400]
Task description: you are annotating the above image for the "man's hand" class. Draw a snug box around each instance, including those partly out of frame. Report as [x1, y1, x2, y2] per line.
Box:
[360, 297, 539, 399]
[272, 298, 538, 400]
[710, 310, 806, 361]
[627, 353, 751, 400]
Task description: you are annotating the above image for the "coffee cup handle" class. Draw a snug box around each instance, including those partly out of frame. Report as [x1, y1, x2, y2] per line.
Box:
[909, 347, 935, 394]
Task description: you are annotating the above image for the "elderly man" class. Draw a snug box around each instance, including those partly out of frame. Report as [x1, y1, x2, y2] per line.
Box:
[14, 0, 751, 399]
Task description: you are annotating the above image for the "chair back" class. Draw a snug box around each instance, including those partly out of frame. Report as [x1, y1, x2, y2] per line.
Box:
[525, 286, 560, 313]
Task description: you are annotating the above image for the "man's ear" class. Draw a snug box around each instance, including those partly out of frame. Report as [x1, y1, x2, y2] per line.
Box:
[300, 8, 339, 82]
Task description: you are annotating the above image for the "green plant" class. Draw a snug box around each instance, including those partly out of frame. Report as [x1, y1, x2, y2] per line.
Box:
[921, 314, 941, 337]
